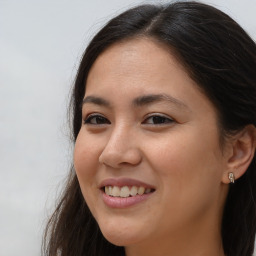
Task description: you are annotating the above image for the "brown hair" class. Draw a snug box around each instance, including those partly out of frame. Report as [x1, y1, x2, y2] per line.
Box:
[43, 2, 256, 255]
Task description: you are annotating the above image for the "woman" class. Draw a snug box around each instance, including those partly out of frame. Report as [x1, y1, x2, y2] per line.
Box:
[43, 1, 256, 256]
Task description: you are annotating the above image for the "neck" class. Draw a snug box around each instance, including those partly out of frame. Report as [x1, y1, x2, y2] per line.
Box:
[125, 232, 225, 256]
[125, 211, 225, 256]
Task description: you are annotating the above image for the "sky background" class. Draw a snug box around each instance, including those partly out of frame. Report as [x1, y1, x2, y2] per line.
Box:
[0, 0, 255, 255]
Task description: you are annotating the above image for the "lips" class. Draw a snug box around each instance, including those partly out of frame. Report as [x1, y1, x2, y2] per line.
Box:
[99, 178, 155, 208]
[100, 177, 155, 189]
[105, 185, 153, 197]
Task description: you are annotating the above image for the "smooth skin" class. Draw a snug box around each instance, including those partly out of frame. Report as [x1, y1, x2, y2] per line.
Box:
[74, 38, 255, 256]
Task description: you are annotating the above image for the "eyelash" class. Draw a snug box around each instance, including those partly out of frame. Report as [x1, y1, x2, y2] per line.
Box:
[84, 114, 110, 125]
[143, 114, 174, 125]
[83, 113, 174, 126]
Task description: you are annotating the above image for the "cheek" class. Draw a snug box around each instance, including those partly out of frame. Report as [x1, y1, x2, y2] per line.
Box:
[73, 131, 102, 200]
[74, 130, 101, 175]
[154, 126, 222, 177]
[145, 128, 224, 214]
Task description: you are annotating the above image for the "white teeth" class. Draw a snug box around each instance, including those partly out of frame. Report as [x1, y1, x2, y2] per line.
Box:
[138, 186, 145, 195]
[130, 186, 138, 196]
[112, 186, 120, 197]
[105, 186, 112, 195]
[120, 186, 130, 197]
[104, 185, 152, 197]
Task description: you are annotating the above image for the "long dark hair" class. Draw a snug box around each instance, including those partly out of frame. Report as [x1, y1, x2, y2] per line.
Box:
[43, 1, 256, 256]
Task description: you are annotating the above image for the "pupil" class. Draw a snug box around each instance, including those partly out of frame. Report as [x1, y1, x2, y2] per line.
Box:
[96, 116, 106, 124]
[153, 116, 165, 123]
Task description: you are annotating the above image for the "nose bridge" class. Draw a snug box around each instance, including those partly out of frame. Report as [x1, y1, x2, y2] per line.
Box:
[99, 122, 141, 168]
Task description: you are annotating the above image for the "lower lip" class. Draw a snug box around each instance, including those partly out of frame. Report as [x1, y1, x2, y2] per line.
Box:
[102, 191, 153, 208]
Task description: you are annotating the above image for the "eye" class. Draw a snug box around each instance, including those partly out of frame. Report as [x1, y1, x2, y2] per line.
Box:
[84, 114, 110, 125]
[143, 114, 174, 125]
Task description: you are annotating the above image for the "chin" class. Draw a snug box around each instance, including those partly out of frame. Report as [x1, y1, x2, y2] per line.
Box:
[103, 233, 142, 247]
[98, 219, 145, 246]
[102, 232, 132, 246]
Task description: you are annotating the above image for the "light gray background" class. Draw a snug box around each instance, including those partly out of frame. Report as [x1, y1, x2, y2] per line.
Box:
[1, 1, 255, 255]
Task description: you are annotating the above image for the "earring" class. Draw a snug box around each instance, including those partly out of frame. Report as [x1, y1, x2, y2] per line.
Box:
[228, 172, 235, 183]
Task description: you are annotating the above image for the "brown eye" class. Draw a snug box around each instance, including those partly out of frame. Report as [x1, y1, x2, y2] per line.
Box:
[143, 115, 174, 125]
[84, 115, 110, 125]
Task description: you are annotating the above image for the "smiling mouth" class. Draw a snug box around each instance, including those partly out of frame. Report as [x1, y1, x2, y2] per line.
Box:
[102, 185, 155, 198]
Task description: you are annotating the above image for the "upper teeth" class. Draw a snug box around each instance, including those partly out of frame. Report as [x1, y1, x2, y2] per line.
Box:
[105, 186, 152, 198]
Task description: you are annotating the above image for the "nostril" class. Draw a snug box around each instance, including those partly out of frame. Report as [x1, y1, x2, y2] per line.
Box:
[98, 141, 142, 168]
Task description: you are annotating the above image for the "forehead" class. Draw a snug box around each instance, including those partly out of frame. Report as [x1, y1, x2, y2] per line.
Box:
[86, 38, 192, 93]
[85, 38, 216, 115]
[84, 37, 219, 134]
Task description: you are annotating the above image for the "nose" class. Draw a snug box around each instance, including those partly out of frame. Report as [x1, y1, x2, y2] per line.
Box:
[99, 126, 142, 169]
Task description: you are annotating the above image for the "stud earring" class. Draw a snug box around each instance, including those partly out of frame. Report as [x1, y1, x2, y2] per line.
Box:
[228, 172, 235, 183]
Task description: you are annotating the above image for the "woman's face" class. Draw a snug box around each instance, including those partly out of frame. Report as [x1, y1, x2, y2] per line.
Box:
[74, 38, 229, 250]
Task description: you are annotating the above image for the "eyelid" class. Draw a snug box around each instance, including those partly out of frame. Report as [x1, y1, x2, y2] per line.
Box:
[144, 112, 174, 120]
[142, 113, 175, 125]
[85, 113, 105, 119]
[83, 112, 175, 126]
[83, 113, 110, 125]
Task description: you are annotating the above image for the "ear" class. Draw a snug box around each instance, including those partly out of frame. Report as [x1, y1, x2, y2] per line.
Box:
[222, 125, 256, 184]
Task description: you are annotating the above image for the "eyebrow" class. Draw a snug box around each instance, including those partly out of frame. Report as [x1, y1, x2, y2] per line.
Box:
[132, 93, 189, 109]
[82, 94, 189, 110]
[82, 96, 110, 107]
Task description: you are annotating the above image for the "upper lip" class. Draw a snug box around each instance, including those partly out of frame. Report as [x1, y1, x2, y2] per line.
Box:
[99, 178, 155, 189]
